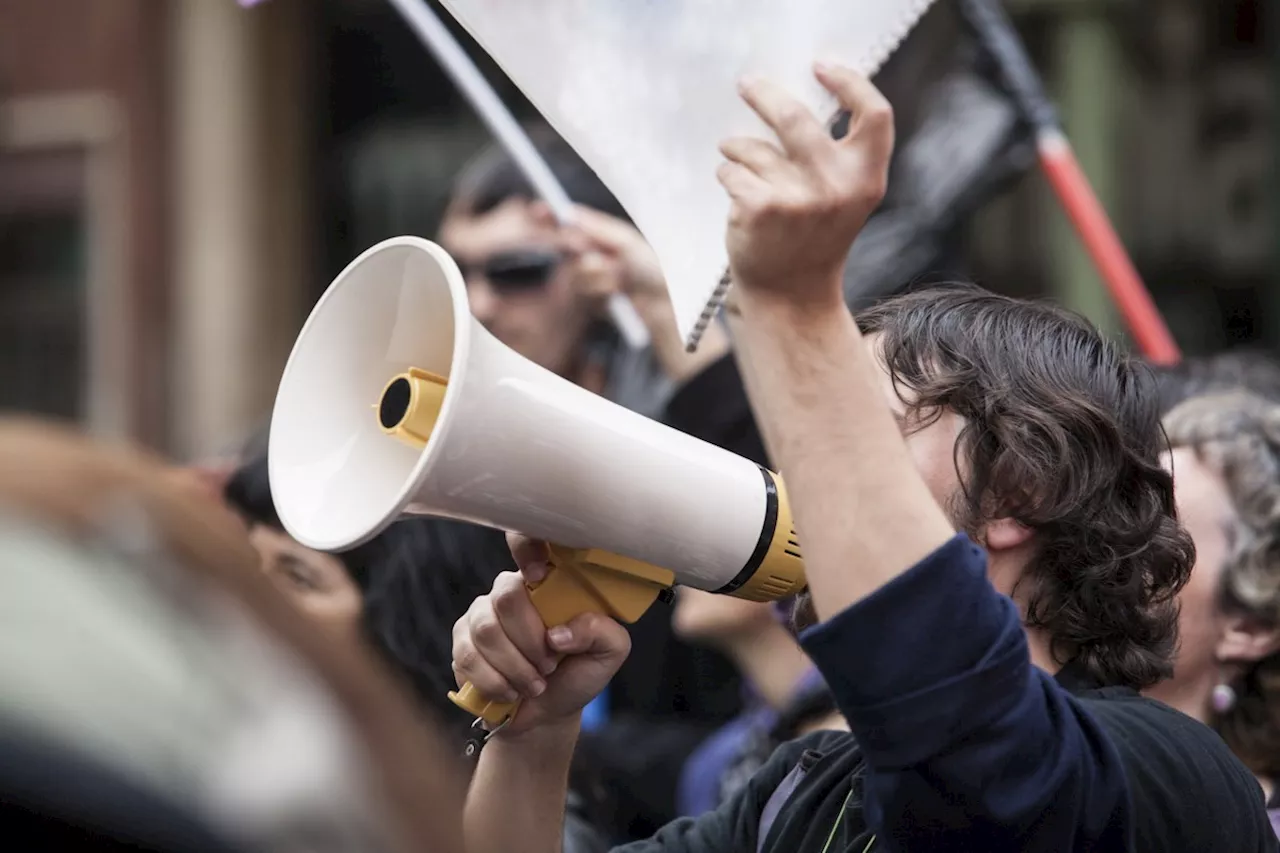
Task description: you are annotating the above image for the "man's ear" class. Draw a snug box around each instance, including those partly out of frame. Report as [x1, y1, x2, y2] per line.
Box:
[1217, 614, 1280, 664]
[983, 516, 1034, 553]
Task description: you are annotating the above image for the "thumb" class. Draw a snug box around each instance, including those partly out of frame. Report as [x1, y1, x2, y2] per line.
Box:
[569, 204, 642, 254]
[507, 533, 552, 582]
[546, 611, 630, 660]
[573, 250, 620, 301]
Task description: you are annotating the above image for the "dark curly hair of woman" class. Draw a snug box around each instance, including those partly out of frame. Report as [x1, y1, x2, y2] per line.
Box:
[857, 284, 1195, 690]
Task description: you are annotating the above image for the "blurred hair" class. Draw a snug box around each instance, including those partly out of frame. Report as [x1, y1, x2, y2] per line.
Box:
[222, 453, 510, 722]
[856, 283, 1195, 690]
[0, 418, 466, 852]
[447, 124, 628, 222]
[222, 452, 615, 837]
[1151, 349, 1280, 414]
[1164, 391, 1280, 777]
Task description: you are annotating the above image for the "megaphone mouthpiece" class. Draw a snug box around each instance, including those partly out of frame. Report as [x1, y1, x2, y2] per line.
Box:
[378, 367, 448, 450]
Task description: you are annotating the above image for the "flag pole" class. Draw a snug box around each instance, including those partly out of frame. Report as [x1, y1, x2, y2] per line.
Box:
[389, 0, 652, 349]
[956, 0, 1181, 365]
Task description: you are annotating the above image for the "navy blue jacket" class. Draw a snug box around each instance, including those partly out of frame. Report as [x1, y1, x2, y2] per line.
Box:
[616, 535, 1275, 851]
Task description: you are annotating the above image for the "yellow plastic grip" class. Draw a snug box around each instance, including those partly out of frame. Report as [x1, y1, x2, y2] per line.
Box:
[449, 545, 675, 728]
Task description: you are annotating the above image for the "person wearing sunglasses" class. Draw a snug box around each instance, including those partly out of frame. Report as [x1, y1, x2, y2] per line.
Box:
[439, 126, 732, 419]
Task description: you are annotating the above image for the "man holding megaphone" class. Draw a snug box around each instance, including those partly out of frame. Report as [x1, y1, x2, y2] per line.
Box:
[449, 65, 1273, 852]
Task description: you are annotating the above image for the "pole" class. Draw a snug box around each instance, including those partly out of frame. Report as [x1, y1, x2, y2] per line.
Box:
[956, 0, 1181, 364]
[385, 0, 650, 349]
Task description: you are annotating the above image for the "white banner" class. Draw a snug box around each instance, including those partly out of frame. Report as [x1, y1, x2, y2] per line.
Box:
[437, 0, 937, 348]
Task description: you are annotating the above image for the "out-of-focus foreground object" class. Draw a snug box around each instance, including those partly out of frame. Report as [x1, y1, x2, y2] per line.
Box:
[0, 418, 465, 853]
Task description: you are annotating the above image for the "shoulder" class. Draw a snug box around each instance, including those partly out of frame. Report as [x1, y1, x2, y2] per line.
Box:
[752, 730, 857, 782]
[1081, 690, 1251, 784]
[1080, 690, 1275, 850]
[742, 729, 862, 821]
[609, 731, 860, 853]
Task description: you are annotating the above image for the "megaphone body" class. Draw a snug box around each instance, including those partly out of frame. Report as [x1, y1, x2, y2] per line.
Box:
[269, 237, 805, 725]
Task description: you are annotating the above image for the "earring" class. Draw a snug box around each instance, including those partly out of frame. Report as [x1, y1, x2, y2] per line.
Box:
[1212, 681, 1238, 714]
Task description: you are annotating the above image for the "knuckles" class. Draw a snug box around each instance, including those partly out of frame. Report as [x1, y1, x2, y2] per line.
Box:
[452, 641, 478, 672]
[861, 100, 894, 131]
[580, 612, 632, 655]
[776, 104, 811, 134]
[470, 607, 503, 644]
[492, 571, 527, 604]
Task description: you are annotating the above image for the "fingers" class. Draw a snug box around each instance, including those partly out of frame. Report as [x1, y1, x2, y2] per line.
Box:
[534, 201, 636, 257]
[507, 532, 551, 584]
[716, 161, 768, 206]
[737, 77, 829, 162]
[572, 251, 618, 301]
[814, 63, 895, 159]
[491, 571, 559, 677]
[567, 205, 643, 254]
[546, 611, 631, 662]
[719, 137, 787, 179]
[452, 572, 550, 703]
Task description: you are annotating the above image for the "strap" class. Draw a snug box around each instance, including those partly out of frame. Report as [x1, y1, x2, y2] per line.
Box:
[756, 762, 808, 853]
[463, 715, 510, 761]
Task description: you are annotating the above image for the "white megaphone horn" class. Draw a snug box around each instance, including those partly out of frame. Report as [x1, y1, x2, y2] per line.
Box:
[268, 237, 806, 727]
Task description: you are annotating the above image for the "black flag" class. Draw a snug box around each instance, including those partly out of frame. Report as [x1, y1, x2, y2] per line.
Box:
[847, 0, 1037, 307]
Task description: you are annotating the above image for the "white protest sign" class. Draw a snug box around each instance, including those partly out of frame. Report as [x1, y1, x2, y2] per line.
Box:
[437, 0, 938, 348]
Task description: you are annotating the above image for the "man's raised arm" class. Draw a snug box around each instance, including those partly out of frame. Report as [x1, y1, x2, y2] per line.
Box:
[718, 65, 1149, 851]
[717, 65, 955, 621]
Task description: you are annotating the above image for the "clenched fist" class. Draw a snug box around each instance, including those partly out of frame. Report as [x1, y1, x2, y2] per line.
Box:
[451, 533, 632, 734]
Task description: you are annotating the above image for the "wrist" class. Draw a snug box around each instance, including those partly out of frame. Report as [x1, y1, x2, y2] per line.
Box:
[735, 285, 851, 339]
[490, 713, 581, 761]
[737, 267, 844, 313]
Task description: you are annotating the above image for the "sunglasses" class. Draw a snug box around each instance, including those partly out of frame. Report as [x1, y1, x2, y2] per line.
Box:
[458, 248, 562, 295]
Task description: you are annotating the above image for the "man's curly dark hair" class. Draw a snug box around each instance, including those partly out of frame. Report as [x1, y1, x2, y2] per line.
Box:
[856, 284, 1195, 690]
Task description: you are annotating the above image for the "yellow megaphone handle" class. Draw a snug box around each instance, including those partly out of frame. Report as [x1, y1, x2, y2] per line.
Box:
[449, 546, 675, 729]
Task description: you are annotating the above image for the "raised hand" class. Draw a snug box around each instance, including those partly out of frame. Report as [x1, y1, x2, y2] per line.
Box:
[538, 202, 732, 382]
[717, 63, 895, 312]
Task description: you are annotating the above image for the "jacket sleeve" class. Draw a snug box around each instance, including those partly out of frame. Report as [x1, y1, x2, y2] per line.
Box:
[797, 534, 1133, 851]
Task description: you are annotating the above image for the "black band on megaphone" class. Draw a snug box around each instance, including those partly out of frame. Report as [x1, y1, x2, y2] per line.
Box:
[714, 466, 780, 596]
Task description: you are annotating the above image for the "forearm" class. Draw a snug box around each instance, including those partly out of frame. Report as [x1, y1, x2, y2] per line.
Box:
[729, 286, 953, 621]
[465, 720, 579, 853]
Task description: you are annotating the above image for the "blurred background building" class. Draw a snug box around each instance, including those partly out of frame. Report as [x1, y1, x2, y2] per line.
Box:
[0, 0, 1272, 459]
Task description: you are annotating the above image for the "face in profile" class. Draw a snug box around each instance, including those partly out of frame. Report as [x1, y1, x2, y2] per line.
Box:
[439, 198, 594, 378]
[1155, 448, 1237, 693]
[784, 335, 978, 634]
[247, 525, 363, 643]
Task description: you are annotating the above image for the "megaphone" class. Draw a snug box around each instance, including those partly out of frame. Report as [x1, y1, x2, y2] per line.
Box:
[268, 236, 806, 726]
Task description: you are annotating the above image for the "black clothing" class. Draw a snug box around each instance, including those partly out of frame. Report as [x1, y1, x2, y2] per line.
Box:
[617, 678, 1274, 852]
[615, 536, 1276, 852]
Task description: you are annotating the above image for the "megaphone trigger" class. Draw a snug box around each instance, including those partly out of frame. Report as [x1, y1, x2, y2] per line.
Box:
[448, 545, 676, 728]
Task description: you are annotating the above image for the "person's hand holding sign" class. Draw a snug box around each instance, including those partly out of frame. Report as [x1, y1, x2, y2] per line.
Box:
[718, 62, 895, 315]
